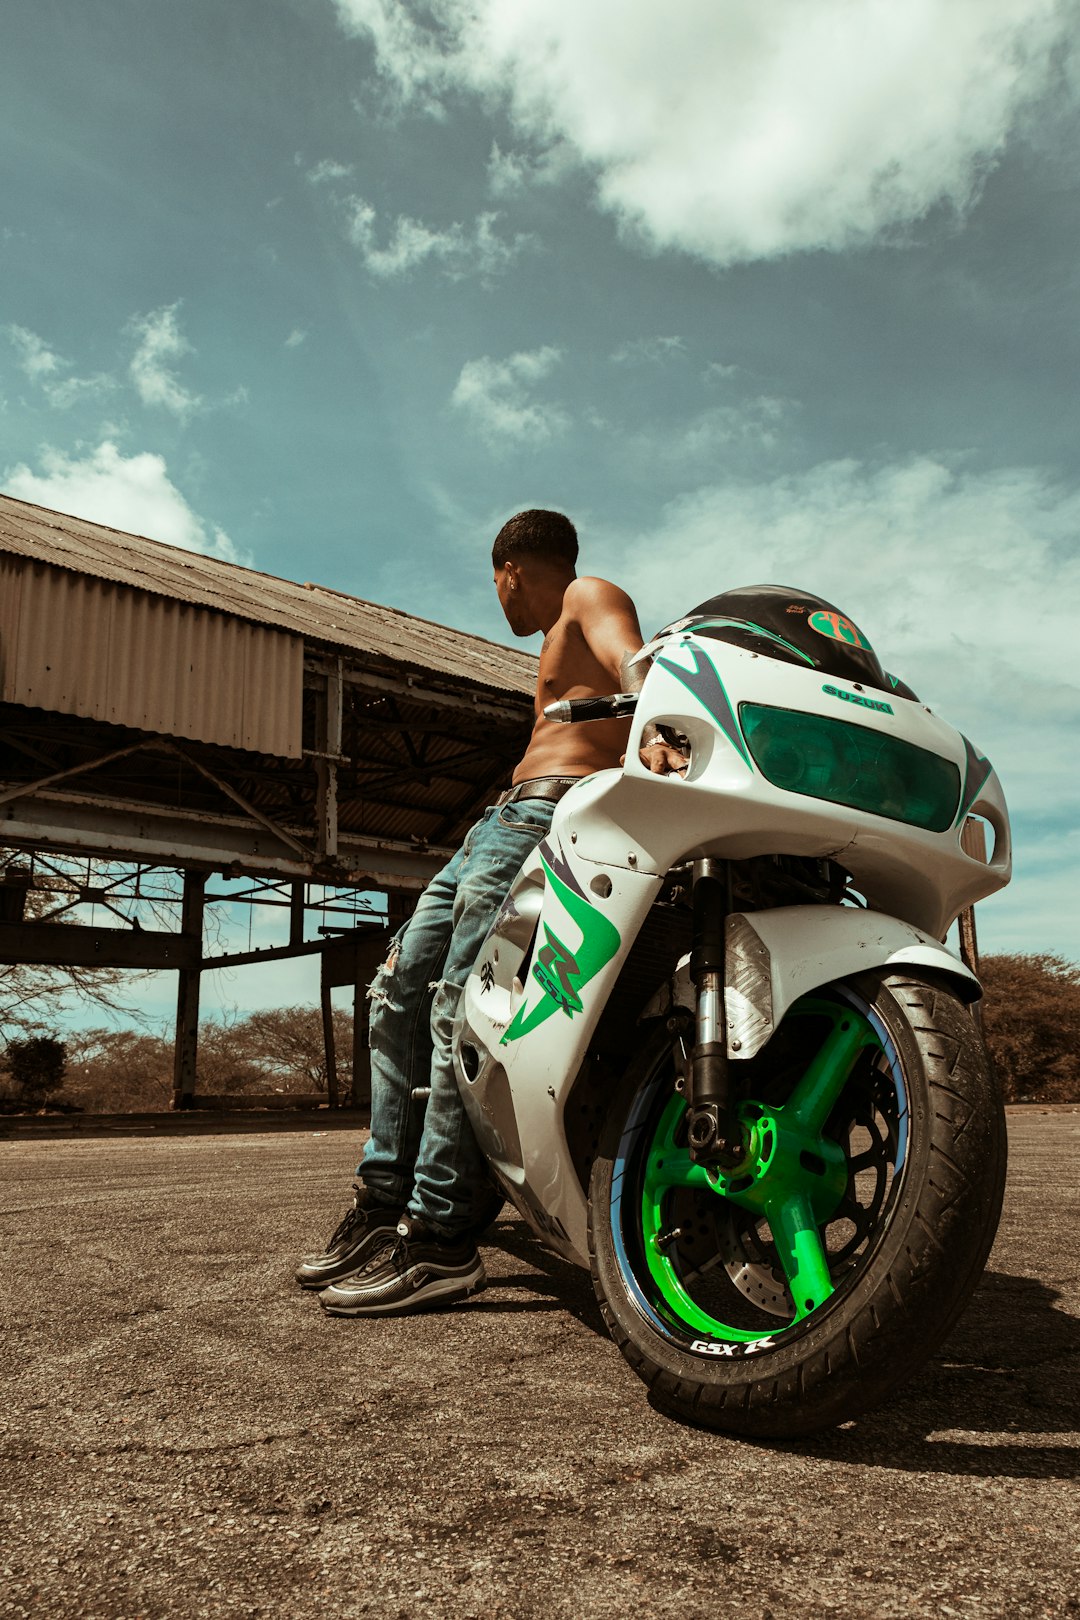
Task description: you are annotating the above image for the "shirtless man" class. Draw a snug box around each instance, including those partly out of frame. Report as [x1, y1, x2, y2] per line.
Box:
[298, 509, 682, 1316]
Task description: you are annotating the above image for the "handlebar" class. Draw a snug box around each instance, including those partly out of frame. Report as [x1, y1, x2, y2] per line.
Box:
[543, 692, 640, 724]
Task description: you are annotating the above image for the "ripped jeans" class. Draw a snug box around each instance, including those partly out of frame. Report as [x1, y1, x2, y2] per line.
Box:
[360, 796, 555, 1238]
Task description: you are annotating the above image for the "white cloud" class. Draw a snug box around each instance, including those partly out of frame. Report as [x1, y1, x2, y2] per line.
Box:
[611, 336, 686, 366]
[5, 325, 115, 409]
[332, 0, 1078, 265]
[673, 396, 794, 458]
[43, 373, 116, 411]
[604, 456, 1080, 832]
[451, 346, 569, 445]
[486, 142, 531, 198]
[486, 139, 576, 198]
[304, 154, 531, 279]
[3, 441, 242, 563]
[7, 324, 65, 382]
[306, 158, 356, 184]
[344, 196, 529, 279]
[284, 328, 308, 349]
[977, 824, 1080, 955]
[128, 303, 203, 420]
[703, 361, 740, 386]
[617, 392, 795, 465]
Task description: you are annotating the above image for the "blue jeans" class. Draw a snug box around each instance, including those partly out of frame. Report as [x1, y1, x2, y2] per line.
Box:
[359, 796, 555, 1238]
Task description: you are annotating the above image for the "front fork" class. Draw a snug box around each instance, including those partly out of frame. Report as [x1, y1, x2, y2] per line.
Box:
[686, 857, 741, 1165]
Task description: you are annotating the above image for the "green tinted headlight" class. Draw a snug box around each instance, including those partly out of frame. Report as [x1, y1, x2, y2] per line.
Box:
[739, 704, 961, 832]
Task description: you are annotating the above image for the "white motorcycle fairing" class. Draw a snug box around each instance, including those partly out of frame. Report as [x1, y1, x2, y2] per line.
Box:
[453, 628, 1009, 1270]
[642, 906, 981, 1061]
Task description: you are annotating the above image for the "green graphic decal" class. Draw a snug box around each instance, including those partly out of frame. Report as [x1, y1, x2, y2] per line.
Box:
[533, 926, 583, 1018]
[690, 616, 816, 668]
[807, 609, 874, 652]
[500, 854, 620, 1044]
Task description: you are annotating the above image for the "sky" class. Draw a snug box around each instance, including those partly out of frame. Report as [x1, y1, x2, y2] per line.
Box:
[2, 0, 1079, 1031]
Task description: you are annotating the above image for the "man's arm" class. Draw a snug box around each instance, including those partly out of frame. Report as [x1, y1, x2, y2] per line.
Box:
[619, 648, 689, 776]
[567, 577, 687, 775]
[563, 576, 644, 684]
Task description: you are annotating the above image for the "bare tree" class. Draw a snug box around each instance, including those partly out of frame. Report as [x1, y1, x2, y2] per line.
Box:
[62, 1028, 174, 1113]
[195, 1010, 265, 1095]
[230, 1005, 354, 1096]
[0, 851, 143, 1041]
[35, 1004, 357, 1113]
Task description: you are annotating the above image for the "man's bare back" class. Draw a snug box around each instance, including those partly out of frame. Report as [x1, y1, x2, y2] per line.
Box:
[492, 512, 686, 783]
[512, 575, 640, 782]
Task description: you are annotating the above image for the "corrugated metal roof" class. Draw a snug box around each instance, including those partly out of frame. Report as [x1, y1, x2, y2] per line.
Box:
[0, 492, 537, 698]
[1, 556, 303, 757]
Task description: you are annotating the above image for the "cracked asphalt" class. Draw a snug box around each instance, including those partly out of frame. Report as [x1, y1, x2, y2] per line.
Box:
[1, 1108, 1078, 1620]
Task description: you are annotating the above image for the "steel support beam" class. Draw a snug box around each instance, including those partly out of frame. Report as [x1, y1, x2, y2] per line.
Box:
[305, 659, 532, 724]
[201, 923, 384, 972]
[315, 659, 343, 860]
[320, 978, 339, 1109]
[167, 744, 314, 861]
[2, 793, 449, 888]
[0, 866, 33, 923]
[319, 930, 389, 1110]
[172, 872, 206, 1110]
[289, 879, 305, 947]
[356, 744, 499, 798]
[0, 920, 199, 970]
[352, 976, 370, 1110]
[0, 728, 58, 770]
[0, 737, 155, 809]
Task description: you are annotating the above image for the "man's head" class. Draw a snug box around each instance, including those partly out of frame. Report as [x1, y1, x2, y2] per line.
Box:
[492, 509, 578, 636]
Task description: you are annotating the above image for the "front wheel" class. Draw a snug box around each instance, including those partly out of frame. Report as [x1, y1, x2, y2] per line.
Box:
[588, 969, 1006, 1437]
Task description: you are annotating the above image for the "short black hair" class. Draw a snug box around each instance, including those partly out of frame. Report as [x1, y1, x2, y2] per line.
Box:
[492, 509, 578, 570]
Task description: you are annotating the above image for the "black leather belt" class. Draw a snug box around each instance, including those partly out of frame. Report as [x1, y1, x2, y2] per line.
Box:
[494, 775, 584, 807]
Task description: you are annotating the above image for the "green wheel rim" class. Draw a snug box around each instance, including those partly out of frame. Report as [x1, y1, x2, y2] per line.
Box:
[623, 990, 902, 1347]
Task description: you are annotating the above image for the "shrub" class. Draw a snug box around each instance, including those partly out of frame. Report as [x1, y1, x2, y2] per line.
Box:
[979, 953, 1080, 1104]
[5, 1034, 67, 1106]
[63, 1029, 173, 1113]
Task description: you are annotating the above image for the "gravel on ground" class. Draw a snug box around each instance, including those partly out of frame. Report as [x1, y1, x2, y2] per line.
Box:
[1, 1110, 1077, 1619]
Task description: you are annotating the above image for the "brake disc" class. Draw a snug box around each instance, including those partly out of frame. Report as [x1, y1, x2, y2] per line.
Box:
[715, 1209, 792, 1319]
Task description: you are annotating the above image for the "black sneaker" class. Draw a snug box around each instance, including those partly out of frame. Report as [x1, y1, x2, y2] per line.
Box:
[295, 1184, 405, 1290]
[318, 1213, 486, 1316]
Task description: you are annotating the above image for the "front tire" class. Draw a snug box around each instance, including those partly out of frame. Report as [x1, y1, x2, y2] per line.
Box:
[588, 969, 1006, 1437]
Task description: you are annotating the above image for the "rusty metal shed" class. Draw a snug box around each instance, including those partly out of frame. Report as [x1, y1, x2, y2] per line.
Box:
[0, 492, 537, 1107]
[0, 496, 533, 686]
[0, 492, 536, 886]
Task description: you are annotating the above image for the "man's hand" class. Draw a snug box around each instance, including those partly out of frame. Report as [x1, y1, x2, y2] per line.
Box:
[637, 732, 689, 774]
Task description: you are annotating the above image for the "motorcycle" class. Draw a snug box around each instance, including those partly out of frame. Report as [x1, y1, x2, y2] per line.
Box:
[453, 584, 1011, 1437]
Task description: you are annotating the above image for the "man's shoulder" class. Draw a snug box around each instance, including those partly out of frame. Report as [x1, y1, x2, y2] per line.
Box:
[562, 575, 637, 620]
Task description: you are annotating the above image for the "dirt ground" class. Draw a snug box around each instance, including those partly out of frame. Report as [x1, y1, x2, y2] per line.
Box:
[1, 1108, 1077, 1620]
